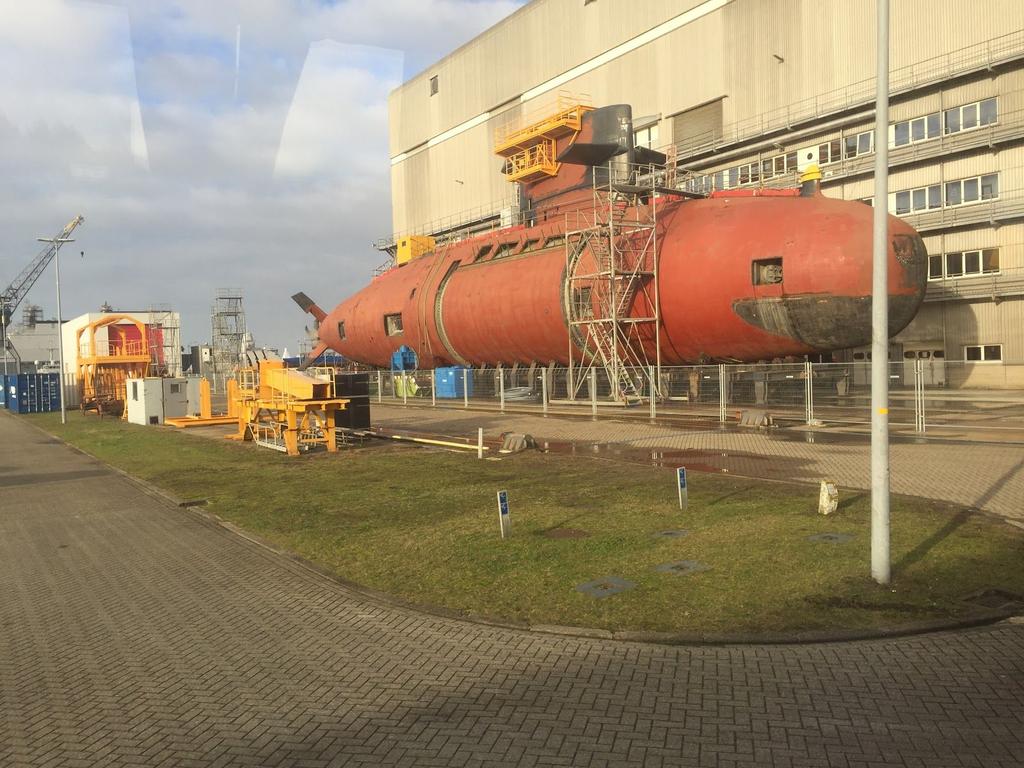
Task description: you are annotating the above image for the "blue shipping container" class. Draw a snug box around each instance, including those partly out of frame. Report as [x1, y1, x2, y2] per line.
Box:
[5, 373, 61, 414]
[434, 367, 473, 398]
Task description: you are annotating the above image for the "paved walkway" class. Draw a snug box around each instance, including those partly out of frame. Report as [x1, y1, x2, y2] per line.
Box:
[373, 404, 1024, 523]
[2, 411, 1024, 767]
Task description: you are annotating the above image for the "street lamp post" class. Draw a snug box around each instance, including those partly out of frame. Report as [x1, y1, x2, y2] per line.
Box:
[1, 295, 8, 379]
[871, 0, 892, 584]
[37, 235, 75, 425]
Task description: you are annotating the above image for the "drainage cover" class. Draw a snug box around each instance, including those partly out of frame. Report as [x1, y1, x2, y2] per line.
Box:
[544, 528, 591, 539]
[807, 533, 855, 544]
[962, 588, 1024, 611]
[651, 529, 689, 539]
[576, 576, 635, 598]
[654, 560, 711, 575]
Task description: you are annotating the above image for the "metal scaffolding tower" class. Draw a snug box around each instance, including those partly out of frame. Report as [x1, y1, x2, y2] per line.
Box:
[148, 303, 181, 377]
[564, 162, 661, 404]
[210, 289, 247, 379]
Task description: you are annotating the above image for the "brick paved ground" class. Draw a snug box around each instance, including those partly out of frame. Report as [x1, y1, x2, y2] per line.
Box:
[373, 404, 1024, 523]
[2, 411, 1024, 767]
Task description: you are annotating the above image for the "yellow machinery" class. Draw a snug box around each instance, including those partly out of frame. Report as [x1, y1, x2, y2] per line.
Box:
[493, 93, 593, 183]
[230, 360, 348, 456]
[395, 235, 435, 266]
[77, 314, 150, 411]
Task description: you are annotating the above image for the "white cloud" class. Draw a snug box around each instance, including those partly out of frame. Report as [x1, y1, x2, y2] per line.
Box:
[275, 41, 401, 179]
[0, 0, 524, 350]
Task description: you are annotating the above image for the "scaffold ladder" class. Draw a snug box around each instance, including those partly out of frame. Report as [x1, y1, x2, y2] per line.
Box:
[565, 163, 660, 404]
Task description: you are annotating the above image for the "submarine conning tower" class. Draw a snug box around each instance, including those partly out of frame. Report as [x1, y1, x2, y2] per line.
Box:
[303, 98, 928, 404]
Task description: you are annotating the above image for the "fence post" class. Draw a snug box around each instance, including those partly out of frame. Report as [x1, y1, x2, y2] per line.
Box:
[718, 364, 727, 423]
[649, 365, 656, 420]
[477, 427, 484, 459]
[804, 361, 814, 424]
[590, 368, 597, 418]
[463, 368, 469, 409]
[377, 370, 382, 404]
[541, 368, 549, 415]
[403, 371, 408, 406]
[431, 369, 436, 407]
[915, 358, 926, 433]
[499, 370, 505, 413]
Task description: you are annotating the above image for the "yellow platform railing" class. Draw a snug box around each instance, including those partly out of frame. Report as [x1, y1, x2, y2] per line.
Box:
[501, 141, 560, 183]
[493, 92, 593, 156]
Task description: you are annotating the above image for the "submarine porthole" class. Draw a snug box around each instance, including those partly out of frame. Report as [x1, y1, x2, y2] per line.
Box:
[384, 313, 404, 336]
[752, 257, 783, 286]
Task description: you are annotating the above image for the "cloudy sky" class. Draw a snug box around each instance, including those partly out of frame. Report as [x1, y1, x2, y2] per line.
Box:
[0, 0, 523, 352]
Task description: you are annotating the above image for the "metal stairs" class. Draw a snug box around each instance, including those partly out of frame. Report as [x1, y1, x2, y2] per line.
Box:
[564, 170, 660, 404]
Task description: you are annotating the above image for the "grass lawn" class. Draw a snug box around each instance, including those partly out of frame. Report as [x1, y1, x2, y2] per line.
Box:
[30, 411, 1024, 636]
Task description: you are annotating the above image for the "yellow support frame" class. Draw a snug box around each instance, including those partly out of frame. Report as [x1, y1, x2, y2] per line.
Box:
[228, 361, 349, 456]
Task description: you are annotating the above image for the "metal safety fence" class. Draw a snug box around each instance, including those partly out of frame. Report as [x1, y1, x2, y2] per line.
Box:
[370, 362, 1024, 437]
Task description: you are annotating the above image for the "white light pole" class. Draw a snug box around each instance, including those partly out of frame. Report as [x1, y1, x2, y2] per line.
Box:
[1, 295, 8, 379]
[871, 0, 891, 584]
[37, 235, 75, 425]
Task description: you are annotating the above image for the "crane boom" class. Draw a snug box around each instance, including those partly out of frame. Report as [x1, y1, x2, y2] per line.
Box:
[1, 215, 84, 328]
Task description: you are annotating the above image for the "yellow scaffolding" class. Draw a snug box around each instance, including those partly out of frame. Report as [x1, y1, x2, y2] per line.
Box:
[494, 93, 592, 183]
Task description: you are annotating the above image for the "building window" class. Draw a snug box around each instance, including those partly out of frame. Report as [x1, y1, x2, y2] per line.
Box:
[894, 183, 941, 215]
[944, 97, 997, 135]
[429, 75, 438, 96]
[893, 98, 996, 148]
[944, 173, 998, 207]
[964, 344, 1002, 362]
[893, 174, 997, 215]
[384, 313, 404, 336]
[684, 174, 713, 195]
[634, 123, 659, 149]
[928, 248, 999, 281]
[337, 321, 346, 340]
[843, 130, 873, 159]
[893, 113, 942, 146]
[737, 161, 760, 185]
[818, 139, 842, 165]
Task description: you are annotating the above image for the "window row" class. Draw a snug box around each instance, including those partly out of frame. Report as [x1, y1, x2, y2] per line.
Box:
[852, 345, 1002, 362]
[965, 344, 1003, 362]
[892, 173, 998, 215]
[927, 248, 1000, 280]
[893, 98, 997, 147]
[688, 97, 1000, 194]
[683, 151, 798, 193]
[819, 130, 874, 164]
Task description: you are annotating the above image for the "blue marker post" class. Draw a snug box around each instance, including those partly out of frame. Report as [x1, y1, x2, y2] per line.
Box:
[677, 467, 688, 511]
[497, 490, 511, 538]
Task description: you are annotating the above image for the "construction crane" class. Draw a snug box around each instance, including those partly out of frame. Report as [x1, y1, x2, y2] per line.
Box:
[0, 215, 85, 369]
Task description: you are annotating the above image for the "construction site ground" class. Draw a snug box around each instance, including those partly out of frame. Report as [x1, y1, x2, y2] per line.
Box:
[371, 403, 1024, 525]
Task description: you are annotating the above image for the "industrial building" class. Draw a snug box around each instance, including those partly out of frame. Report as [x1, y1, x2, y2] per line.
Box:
[386, 0, 1024, 377]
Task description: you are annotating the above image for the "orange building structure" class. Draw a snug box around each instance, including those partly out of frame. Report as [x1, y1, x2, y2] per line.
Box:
[75, 313, 151, 410]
